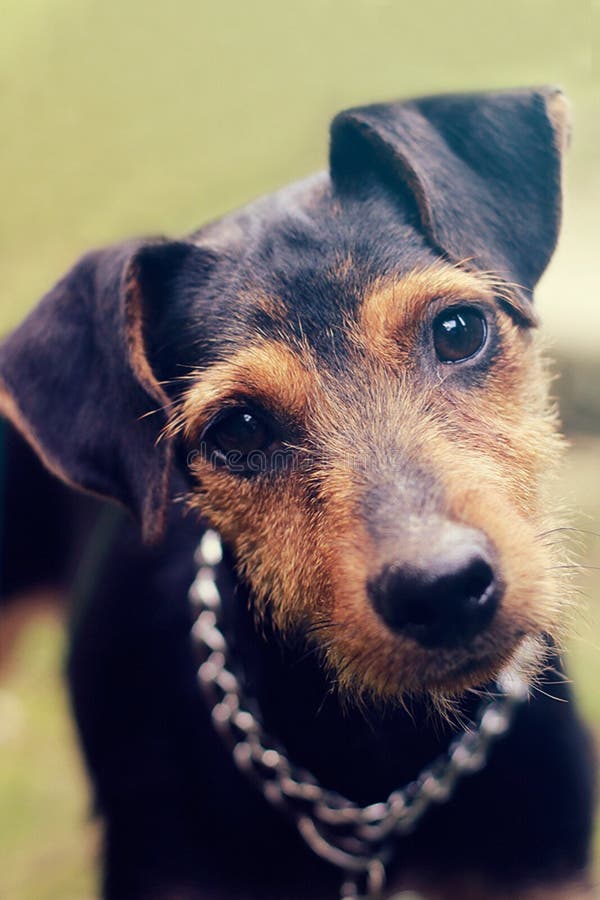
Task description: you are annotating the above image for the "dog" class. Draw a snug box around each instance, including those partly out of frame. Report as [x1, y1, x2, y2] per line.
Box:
[0, 88, 596, 899]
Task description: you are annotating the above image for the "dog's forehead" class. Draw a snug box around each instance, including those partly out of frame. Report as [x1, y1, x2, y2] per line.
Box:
[189, 172, 440, 356]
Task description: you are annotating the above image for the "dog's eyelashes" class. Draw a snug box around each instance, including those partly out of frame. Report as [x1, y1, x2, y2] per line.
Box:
[432, 305, 488, 363]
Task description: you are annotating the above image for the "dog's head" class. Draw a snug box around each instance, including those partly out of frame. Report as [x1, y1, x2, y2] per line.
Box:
[0, 88, 571, 706]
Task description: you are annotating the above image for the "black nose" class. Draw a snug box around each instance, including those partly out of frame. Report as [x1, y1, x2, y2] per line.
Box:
[368, 543, 500, 648]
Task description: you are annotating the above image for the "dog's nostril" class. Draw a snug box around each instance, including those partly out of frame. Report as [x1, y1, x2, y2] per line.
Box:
[368, 549, 500, 649]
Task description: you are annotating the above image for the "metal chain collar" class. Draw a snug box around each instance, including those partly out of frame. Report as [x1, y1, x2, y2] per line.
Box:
[190, 530, 527, 900]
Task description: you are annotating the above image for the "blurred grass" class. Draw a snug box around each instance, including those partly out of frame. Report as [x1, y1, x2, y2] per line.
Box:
[0, 0, 597, 350]
[0, 1, 598, 897]
[0, 606, 96, 900]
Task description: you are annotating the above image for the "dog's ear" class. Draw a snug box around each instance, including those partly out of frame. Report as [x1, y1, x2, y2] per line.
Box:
[330, 87, 570, 299]
[0, 239, 201, 542]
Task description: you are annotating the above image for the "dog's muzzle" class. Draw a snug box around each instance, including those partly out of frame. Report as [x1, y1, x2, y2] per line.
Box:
[367, 525, 501, 648]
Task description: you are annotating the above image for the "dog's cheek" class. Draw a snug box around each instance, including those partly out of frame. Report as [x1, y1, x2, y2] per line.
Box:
[187, 466, 331, 632]
[434, 324, 563, 520]
[476, 328, 563, 514]
[450, 484, 565, 637]
[419, 349, 568, 672]
[435, 415, 569, 669]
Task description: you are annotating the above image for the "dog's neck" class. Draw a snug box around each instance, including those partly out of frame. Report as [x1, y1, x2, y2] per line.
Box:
[214, 543, 481, 806]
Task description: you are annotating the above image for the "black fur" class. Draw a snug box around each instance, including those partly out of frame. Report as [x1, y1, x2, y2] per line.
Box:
[330, 89, 565, 299]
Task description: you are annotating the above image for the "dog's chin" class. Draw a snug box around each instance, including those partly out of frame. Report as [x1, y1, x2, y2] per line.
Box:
[425, 634, 542, 688]
[330, 633, 546, 716]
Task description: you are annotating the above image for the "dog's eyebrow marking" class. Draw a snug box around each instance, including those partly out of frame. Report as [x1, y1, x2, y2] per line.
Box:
[168, 339, 318, 440]
[355, 264, 535, 364]
[334, 253, 354, 279]
[249, 293, 289, 325]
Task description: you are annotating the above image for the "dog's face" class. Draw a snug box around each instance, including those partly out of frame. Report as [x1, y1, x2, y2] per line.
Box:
[0, 88, 571, 706]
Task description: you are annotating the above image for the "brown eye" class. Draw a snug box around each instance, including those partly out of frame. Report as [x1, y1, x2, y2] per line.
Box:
[433, 306, 487, 363]
[200, 406, 287, 475]
[207, 409, 273, 456]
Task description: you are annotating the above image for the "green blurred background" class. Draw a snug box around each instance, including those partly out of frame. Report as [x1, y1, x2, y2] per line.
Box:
[0, 1, 598, 897]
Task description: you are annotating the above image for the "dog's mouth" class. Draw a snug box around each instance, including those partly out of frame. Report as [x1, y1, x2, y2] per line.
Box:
[317, 600, 548, 706]
[411, 633, 540, 693]
[233, 505, 562, 708]
[313, 511, 562, 705]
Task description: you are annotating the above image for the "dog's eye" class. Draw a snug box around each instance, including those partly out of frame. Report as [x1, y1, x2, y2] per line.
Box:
[201, 407, 284, 475]
[432, 306, 487, 363]
[207, 409, 274, 455]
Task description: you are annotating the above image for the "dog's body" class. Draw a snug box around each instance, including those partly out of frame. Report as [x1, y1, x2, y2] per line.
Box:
[63, 500, 595, 900]
[1, 88, 597, 898]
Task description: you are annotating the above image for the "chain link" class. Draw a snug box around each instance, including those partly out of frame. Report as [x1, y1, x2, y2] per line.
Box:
[190, 530, 527, 899]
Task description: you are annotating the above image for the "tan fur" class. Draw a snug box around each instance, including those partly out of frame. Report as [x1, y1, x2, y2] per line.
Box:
[546, 91, 572, 157]
[357, 265, 536, 368]
[250, 292, 289, 324]
[170, 340, 319, 442]
[0, 381, 82, 493]
[125, 264, 174, 408]
[170, 263, 568, 707]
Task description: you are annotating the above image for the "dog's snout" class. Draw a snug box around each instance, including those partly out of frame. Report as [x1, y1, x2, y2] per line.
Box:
[368, 531, 501, 648]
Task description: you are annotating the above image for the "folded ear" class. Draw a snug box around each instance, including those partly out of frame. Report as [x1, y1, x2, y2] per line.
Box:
[330, 87, 570, 300]
[0, 239, 199, 542]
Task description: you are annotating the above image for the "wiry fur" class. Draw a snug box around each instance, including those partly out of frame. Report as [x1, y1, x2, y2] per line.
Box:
[163, 263, 571, 716]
